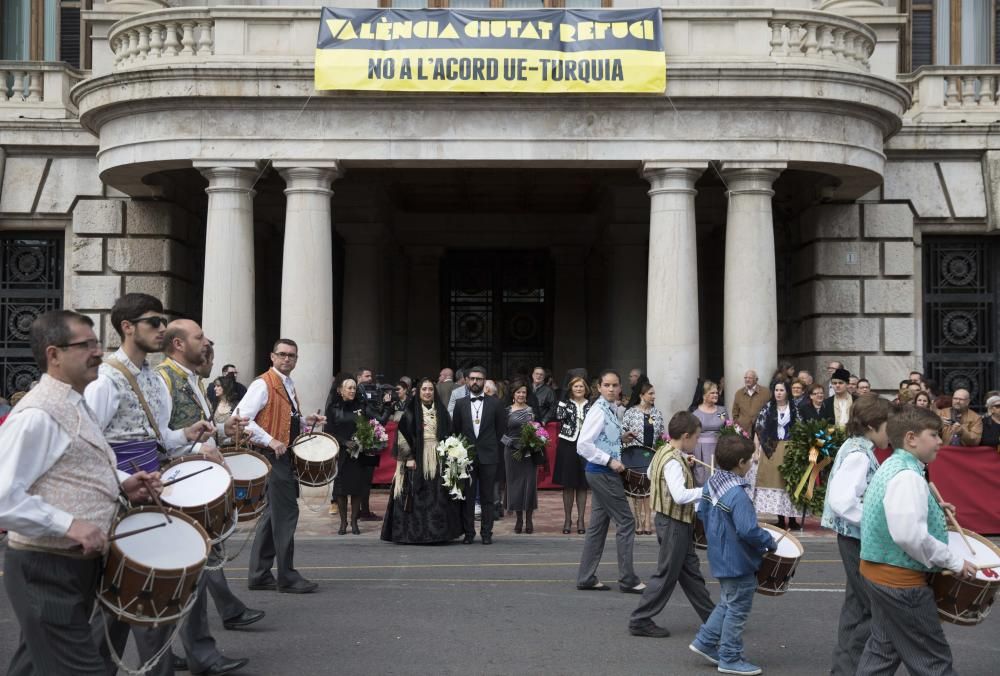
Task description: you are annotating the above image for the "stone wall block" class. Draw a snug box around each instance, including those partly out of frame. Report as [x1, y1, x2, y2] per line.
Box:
[72, 200, 125, 235]
[71, 237, 103, 273]
[883, 317, 916, 353]
[797, 242, 879, 279]
[863, 203, 913, 238]
[125, 201, 188, 238]
[107, 238, 184, 274]
[863, 279, 914, 314]
[882, 241, 915, 276]
[71, 275, 121, 310]
[102, 315, 122, 350]
[862, 355, 919, 391]
[801, 204, 860, 243]
[802, 317, 880, 352]
[125, 276, 191, 313]
[797, 279, 860, 315]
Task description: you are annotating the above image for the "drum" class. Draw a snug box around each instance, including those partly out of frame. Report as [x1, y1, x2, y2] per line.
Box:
[291, 432, 340, 487]
[222, 449, 271, 522]
[693, 515, 708, 550]
[931, 528, 1000, 625]
[98, 506, 209, 626]
[621, 446, 655, 472]
[160, 455, 236, 544]
[622, 468, 651, 498]
[756, 523, 804, 596]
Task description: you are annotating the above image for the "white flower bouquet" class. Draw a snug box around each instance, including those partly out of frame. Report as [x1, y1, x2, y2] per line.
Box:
[435, 434, 475, 501]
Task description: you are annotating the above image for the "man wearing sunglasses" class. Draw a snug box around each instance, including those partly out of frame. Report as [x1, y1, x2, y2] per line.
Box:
[85, 293, 224, 676]
[242, 338, 326, 594]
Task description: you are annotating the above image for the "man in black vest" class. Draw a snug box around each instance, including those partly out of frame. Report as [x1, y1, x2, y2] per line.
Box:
[452, 365, 506, 545]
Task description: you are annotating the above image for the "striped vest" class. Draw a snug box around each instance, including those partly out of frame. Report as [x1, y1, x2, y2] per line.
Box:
[860, 449, 947, 572]
[156, 358, 207, 431]
[820, 436, 879, 539]
[649, 445, 696, 524]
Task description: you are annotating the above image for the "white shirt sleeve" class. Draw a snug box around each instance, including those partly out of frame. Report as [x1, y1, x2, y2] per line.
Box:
[238, 378, 273, 446]
[664, 457, 702, 505]
[884, 471, 964, 573]
[0, 409, 75, 537]
[84, 373, 120, 433]
[576, 404, 610, 466]
[827, 452, 870, 526]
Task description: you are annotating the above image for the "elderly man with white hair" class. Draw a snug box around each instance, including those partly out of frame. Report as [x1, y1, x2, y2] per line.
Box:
[937, 388, 982, 447]
[731, 369, 769, 438]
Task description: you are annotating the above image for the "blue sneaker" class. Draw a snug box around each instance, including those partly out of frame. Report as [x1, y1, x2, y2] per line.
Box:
[688, 640, 720, 665]
[718, 659, 762, 675]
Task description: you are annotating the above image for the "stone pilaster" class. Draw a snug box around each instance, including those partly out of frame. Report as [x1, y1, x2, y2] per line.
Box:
[404, 245, 444, 379]
[642, 162, 704, 415]
[722, 163, 784, 410]
[275, 162, 339, 414]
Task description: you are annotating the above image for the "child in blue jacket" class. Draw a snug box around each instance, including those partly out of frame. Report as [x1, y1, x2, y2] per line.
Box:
[689, 434, 776, 676]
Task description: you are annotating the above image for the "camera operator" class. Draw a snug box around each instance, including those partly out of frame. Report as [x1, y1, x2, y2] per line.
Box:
[355, 368, 391, 520]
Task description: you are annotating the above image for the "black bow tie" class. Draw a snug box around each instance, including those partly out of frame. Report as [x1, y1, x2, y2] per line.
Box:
[470, 396, 484, 402]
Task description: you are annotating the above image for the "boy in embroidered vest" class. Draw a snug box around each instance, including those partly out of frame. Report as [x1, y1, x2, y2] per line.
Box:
[575, 369, 644, 594]
[629, 411, 715, 637]
[820, 394, 890, 676]
[689, 434, 775, 676]
[857, 405, 975, 676]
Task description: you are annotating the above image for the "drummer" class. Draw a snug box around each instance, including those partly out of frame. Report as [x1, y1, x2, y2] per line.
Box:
[0, 310, 162, 675]
[84, 293, 243, 676]
[242, 338, 326, 594]
[157, 319, 262, 673]
[620, 382, 664, 536]
[857, 405, 976, 676]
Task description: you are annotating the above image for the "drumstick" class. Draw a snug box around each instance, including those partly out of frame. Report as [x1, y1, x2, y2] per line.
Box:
[129, 461, 171, 524]
[161, 465, 213, 487]
[773, 527, 791, 546]
[929, 482, 974, 556]
[108, 522, 168, 542]
[689, 456, 714, 471]
[308, 409, 321, 434]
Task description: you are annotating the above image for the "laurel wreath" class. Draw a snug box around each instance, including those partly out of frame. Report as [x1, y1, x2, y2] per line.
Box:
[778, 418, 847, 514]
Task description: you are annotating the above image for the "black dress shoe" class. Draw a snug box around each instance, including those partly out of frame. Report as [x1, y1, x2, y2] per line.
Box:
[173, 654, 188, 671]
[278, 580, 318, 594]
[629, 621, 671, 638]
[247, 578, 276, 591]
[223, 608, 265, 630]
[481, 535, 493, 545]
[463, 534, 475, 544]
[192, 656, 249, 675]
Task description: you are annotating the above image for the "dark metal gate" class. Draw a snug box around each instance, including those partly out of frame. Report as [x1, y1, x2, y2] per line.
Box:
[1, 233, 64, 397]
[443, 250, 552, 381]
[922, 237, 998, 408]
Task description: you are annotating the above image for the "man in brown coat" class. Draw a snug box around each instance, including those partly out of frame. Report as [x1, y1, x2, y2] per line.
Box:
[731, 369, 769, 437]
[937, 388, 983, 447]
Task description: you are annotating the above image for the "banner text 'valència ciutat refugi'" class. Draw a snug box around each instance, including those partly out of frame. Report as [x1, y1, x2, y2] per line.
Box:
[314, 8, 665, 94]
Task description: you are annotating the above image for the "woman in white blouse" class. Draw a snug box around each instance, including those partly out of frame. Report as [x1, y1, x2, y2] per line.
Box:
[750, 381, 801, 530]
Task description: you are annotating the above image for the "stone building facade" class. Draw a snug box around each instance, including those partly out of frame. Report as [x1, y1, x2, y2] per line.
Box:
[1, 0, 998, 415]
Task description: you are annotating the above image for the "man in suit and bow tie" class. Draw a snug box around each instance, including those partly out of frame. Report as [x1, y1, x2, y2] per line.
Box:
[452, 365, 506, 545]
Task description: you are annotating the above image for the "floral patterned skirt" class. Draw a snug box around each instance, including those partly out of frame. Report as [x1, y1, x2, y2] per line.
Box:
[747, 445, 798, 517]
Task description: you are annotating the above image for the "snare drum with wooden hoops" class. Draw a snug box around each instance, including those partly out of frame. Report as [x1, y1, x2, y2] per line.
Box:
[159, 455, 237, 544]
[290, 432, 340, 487]
[931, 528, 1000, 625]
[221, 449, 271, 522]
[622, 468, 651, 498]
[98, 506, 209, 626]
[756, 523, 804, 596]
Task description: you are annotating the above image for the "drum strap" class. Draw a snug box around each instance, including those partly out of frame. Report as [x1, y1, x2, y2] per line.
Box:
[105, 358, 163, 444]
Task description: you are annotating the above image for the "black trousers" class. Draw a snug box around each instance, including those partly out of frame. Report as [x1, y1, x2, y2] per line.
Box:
[4, 548, 105, 676]
[462, 462, 498, 538]
[248, 448, 304, 587]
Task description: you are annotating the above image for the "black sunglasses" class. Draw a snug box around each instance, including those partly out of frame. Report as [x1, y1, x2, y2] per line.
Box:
[130, 316, 168, 329]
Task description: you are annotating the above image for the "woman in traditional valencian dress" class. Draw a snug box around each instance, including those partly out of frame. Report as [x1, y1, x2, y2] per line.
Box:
[381, 378, 463, 544]
[750, 381, 801, 530]
[620, 383, 664, 535]
[502, 381, 539, 534]
[691, 380, 727, 486]
[553, 376, 592, 534]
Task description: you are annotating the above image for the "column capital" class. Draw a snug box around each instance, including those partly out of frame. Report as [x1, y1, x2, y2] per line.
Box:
[276, 164, 340, 196]
[195, 164, 259, 194]
[641, 162, 705, 196]
[720, 162, 786, 196]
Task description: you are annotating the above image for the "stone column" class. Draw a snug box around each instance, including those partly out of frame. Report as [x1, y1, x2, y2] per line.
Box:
[195, 163, 258, 384]
[721, 163, 785, 411]
[642, 163, 705, 415]
[551, 246, 587, 381]
[275, 162, 339, 414]
[405, 245, 444, 378]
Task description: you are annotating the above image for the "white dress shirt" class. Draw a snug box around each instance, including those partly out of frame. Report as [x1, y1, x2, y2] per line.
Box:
[576, 400, 615, 466]
[647, 455, 702, 505]
[827, 452, 870, 526]
[469, 396, 485, 438]
[884, 469, 964, 573]
[0, 391, 129, 538]
[239, 368, 305, 447]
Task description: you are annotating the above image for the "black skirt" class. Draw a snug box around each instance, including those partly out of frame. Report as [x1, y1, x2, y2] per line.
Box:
[380, 470, 464, 544]
[332, 454, 372, 497]
[552, 437, 587, 489]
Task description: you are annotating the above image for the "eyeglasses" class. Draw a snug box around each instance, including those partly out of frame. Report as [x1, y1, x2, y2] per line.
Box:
[58, 339, 102, 351]
[129, 316, 168, 329]
[273, 352, 298, 360]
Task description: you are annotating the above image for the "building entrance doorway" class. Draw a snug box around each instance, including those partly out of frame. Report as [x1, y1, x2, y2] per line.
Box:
[443, 250, 552, 380]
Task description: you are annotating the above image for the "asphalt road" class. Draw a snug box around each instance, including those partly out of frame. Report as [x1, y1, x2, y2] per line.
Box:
[1, 534, 997, 675]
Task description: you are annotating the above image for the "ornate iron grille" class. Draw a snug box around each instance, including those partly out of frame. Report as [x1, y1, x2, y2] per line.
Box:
[922, 238, 997, 409]
[1, 234, 64, 397]
[444, 251, 551, 380]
